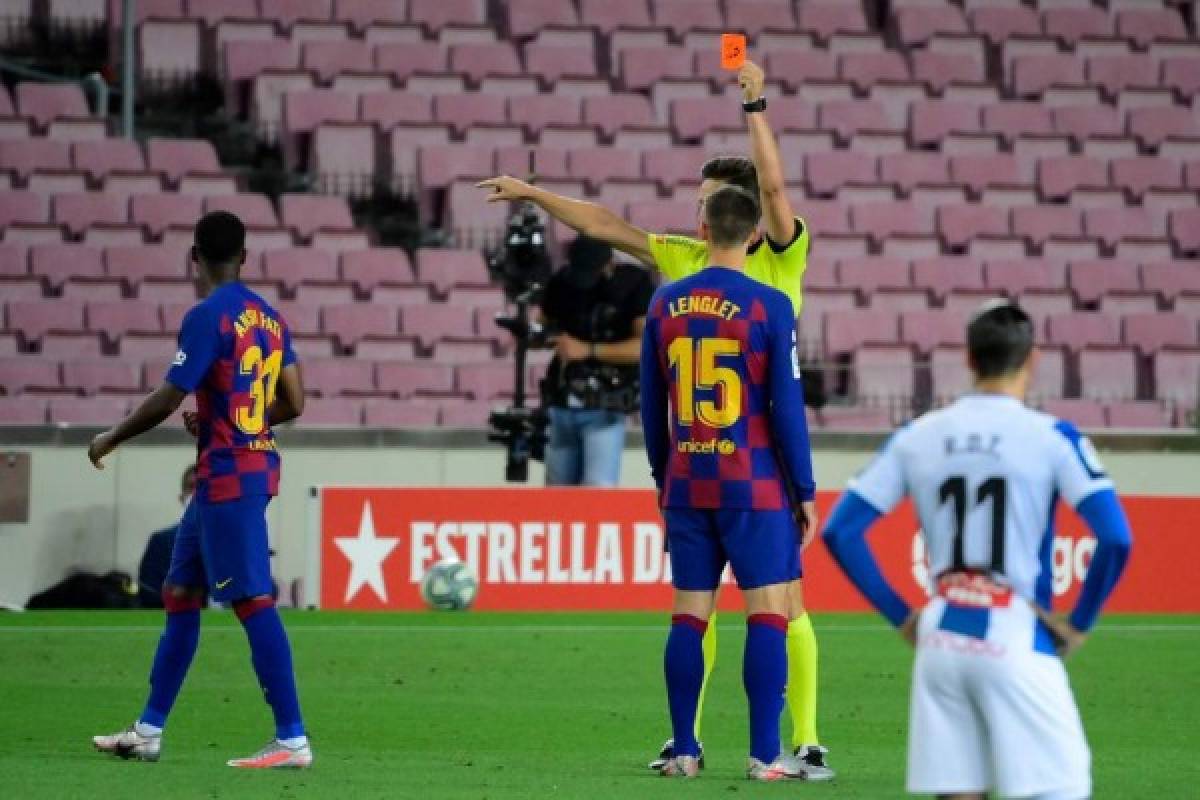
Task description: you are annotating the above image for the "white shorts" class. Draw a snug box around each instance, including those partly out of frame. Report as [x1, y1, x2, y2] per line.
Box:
[907, 598, 1092, 799]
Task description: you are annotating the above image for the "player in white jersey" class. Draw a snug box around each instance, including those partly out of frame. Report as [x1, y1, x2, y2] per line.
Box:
[822, 301, 1133, 800]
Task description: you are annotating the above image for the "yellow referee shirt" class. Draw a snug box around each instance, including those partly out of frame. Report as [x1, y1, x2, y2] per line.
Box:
[646, 218, 810, 316]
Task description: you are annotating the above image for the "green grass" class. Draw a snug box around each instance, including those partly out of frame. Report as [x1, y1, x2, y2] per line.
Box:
[0, 612, 1196, 799]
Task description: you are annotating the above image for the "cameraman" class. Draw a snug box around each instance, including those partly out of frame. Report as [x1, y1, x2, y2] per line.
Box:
[540, 236, 655, 486]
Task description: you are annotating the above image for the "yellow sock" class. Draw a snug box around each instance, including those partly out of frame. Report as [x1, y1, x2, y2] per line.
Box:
[692, 612, 718, 741]
[786, 613, 820, 748]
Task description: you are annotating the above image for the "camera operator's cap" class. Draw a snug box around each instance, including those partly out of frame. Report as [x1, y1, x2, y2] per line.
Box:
[565, 235, 613, 289]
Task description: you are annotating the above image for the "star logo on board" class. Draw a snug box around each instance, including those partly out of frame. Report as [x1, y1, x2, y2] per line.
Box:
[334, 502, 400, 603]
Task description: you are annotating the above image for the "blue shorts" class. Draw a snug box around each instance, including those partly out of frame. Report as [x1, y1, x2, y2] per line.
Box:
[665, 508, 802, 591]
[166, 495, 273, 604]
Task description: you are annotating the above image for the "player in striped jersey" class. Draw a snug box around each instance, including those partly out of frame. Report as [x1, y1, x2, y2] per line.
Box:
[823, 301, 1133, 798]
[479, 59, 829, 778]
[641, 185, 816, 781]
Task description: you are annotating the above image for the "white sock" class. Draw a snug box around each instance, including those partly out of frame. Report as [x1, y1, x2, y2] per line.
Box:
[279, 735, 308, 749]
[134, 721, 162, 738]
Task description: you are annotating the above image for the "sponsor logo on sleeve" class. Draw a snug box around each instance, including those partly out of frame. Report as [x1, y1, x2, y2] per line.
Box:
[172, 350, 187, 367]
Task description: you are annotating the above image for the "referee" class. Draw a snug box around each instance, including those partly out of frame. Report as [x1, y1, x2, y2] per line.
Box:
[479, 60, 831, 779]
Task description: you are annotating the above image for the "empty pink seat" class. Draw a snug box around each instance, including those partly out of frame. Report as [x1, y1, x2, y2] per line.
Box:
[71, 140, 145, 182]
[797, 2, 869, 42]
[652, 0, 723, 36]
[139, 19, 202, 84]
[1038, 156, 1108, 201]
[930, 345, 971, 402]
[301, 40, 371, 83]
[1052, 106, 1122, 145]
[1170, 208, 1200, 255]
[568, 147, 642, 190]
[1123, 313, 1197, 355]
[414, 249, 489, 293]
[938, 205, 1009, 250]
[805, 151, 876, 197]
[372, 41, 446, 84]
[838, 52, 910, 94]
[1012, 55, 1085, 98]
[321, 303, 398, 350]
[48, 396, 129, 426]
[851, 202, 931, 243]
[407, 0, 486, 31]
[263, 247, 338, 290]
[453, 361, 515, 401]
[8, 299, 85, 341]
[817, 405, 892, 431]
[766, 51, 837, 93]
[1041, 398, 1105, 429]
[823, 309, 899, 356]
[819, 99, 896, 142]
[30, 243, 103, 288]
[1111, 157, 1184, 200]
[204, 194, 278, 229]
[1129, 107, 1199, 150]
[1042, 7, 1112, 48]
[0, 357, 60, 394]
[503, 0, 576, 37]
[949, 154, 1023, 196]
[303, 357, 376, 396]
[912, 256, 986, 299]
[725, 1, 795, 37]
[1154, 348, 1200, 406]
[1162, 56, 1200, 102]
[400, 304, 476, 349]
[909, 100, 981, 148]
[15, 82, 89, 130]
[279, 194, 353, 240]
[642, 147, 708, 190]
[334, 0, 405, 32]
[0, 190, 47, 227]
[51, 193, 127, 237]
[1087, 54, 1157, 99]
[1083, 208, 1155, 250]
[299, 397, 363, 427]
[1079, 347, 1138, 402]
[1106, 401, 1171, 429]
[911, 51, 985, 95]
[374, 361, 455, 397]
[433, 94, 506, 136]
[1068, 260, 1141, 306]
[839, 257, 911, 295]
[619, 47, 691, 93]
[671, 98, 742, 142]
[1116, 8, 1188, 49]
[583, 95, 656, 139]
[1142, 261, 1200, 300]
[1012, 206, 1082, 250]
[969, 6, 1039, 45]
[854, 345, 915, 403]
[361, 399, 438, 427]
[257, 0, 333, 28]
[449, 42, 521, 83]
[985, 259, 1067, 295]
[877, 152, 949, 196]
[86, 300, 160, 341]
[63, 359, 143, 394]
[311, 123, 376, 196]
[982, 102, 1053, 146]
[416, 145, 493, 192]
[627, 200, 695, 234]
[508, 95, 582, 138]
[145, 138, 220, 185]
[895, 5, 967, 48]
[900, 310, 967, 354]
[340, 248, 414, 293]
[0, 140, 71, 180]
[273, 301, 320, 336]
[444, 180, 508, 244]
[105, 245, 185, 285]
[1046, 312, 1121, 352]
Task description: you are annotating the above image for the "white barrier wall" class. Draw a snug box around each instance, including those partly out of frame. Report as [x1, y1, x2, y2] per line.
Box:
[0, 437, 1197, 608]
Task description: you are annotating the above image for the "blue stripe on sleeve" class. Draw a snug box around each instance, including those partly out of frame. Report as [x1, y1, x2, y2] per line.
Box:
[1069, 488, 1133, 632]
[767, 293, 815, 501]
[639, 302, 669, 490]
[822, 490, 912, 628]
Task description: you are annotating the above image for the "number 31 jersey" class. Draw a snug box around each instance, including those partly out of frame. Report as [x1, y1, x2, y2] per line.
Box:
[849, 394, 1113, 606]
[166, 282, 296, 504]
[640, 266, 815, 510]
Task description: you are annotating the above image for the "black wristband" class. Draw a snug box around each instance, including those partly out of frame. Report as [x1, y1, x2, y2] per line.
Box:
[742, 96, 767, 113]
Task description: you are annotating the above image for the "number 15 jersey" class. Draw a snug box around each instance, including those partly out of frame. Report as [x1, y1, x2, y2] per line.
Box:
[849, 394, 1113, 607]
[640, 266, 815, 510]
[166, 282, 296, 504]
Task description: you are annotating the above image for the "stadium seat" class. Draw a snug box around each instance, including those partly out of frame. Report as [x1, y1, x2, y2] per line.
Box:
[321, 303, 398, 352]
[15, 82, 89, 131]
[900, 310, 968, 355]
[824, 309, 899, 356]
[0, 140, 71, 180]
[63, 358, 143, 395]
[30, 243, 103, 290]
[912, 256, 986, 300]
[0, 190, 47, 228]
[263, 248, 339, 291]
[1041, 398, 1106, 429]
[279, 194, 354, 241]
[985, 259, 1067, 296]
[48, 396, 130, 426]
[968, 6, 1040, 46]
[414, 249, 489, 293]
[51, 193, 128, 238]
[1081, 345, 1139, 402]
[1123, 313, 1198, 355]
[1115, 8, 1188, 49]
[145, 138, 221, 186]
[1105, 401, 1172, 430]
[1128, 107, 1199, 150]
[652, 0, 723, 37]
[0, 356, 60, 394]
[909, 100, 981, 148]
[334, 0, 406, 33]
[504, 0, 575, 38]
[340, 248, 415, 295]
[1169, 208, 1200, 255]
[8, 299, 85, 343]
[373, 360, 456, 398]
[70, 139, 145, 183]
[1046, 312, 1122, 353]
[1142, 261, 1200, 302]
[853, 345, 915, 404]
[304, 357, 376, 397]
[1153, 348, 1200, 407]
[938, 205, 1009, 250]
[797, 2, 869, 42]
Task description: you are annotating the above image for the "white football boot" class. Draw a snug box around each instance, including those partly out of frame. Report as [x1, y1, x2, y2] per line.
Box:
[227, 739, 313, 769]
[92, 725, 161, 762]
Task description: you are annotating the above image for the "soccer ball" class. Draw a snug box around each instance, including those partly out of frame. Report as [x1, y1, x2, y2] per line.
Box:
[420, 560, 479, 611]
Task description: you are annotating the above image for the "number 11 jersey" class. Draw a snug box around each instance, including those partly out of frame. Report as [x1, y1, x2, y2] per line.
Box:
[849, 394, 1113, 606]
[166, 282, 296, 503]
[640, 265, 815, 510]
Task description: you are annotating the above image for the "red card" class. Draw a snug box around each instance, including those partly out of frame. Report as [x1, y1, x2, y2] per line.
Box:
[720, 33, 747, 71]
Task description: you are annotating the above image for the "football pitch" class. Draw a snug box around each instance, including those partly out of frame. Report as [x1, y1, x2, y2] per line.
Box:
[0, 612, 1195, 799]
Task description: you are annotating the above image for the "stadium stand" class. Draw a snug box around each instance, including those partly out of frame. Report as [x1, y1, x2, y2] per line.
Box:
[0, 0, 1197, 430]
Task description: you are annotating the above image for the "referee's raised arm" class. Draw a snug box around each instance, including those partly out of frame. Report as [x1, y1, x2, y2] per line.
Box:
[738, 61, 797, 247]
[476, 176, 655, 266]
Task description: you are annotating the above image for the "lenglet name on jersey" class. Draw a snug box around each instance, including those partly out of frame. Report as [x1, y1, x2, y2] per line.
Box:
[668, 295, 742, 320]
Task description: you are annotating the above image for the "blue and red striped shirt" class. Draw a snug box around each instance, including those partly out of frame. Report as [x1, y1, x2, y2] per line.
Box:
[166, 282, 296, 504]
[640, 266, 815, 510]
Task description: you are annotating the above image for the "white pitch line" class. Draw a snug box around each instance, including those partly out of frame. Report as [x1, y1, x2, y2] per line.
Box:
[0, 623, 1197, 634]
